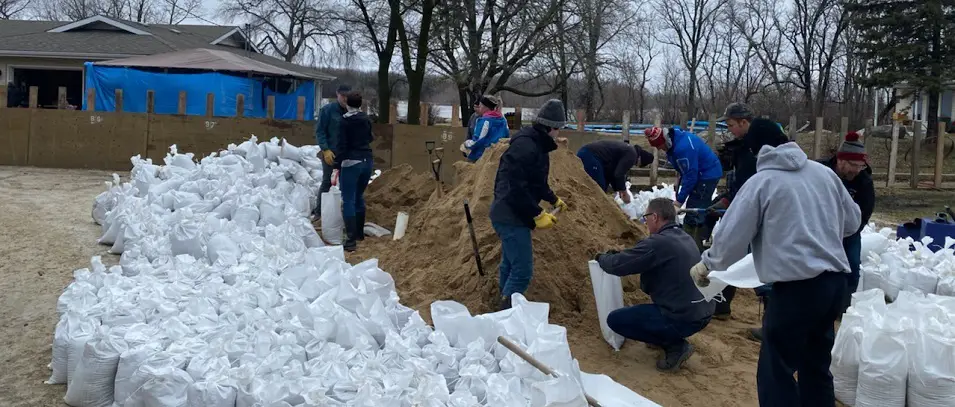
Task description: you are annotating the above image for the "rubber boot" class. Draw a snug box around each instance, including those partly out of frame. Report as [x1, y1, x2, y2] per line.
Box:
[749, 295, 769, 342]
[343, 216, 358, 252]
[356, 211, 366, 241]
[714, 286, 736, 320]
[499, 296, 512, 311]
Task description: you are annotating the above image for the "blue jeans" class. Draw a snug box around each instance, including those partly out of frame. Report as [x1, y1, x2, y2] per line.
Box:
[339, 158, 372, 218]
[492, 222, 534, 298]
[758, 272, 846, 407]
[607, 304, 711, 348]
[683, 178, 719, 226]
[576, 148, 607, 191]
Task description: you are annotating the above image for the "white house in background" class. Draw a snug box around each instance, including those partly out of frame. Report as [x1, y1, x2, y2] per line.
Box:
[893, 82, 955, 123]
[0, 15, 333, 109]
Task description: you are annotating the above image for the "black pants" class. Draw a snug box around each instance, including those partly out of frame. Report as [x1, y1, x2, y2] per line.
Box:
[757, 272, 846, 407]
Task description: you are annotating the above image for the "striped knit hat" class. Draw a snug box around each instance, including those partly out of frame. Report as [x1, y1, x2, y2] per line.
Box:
[837, 132, 866, 161]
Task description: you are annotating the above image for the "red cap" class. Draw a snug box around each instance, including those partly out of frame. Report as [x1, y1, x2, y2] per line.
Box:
[645, 127, 667, 149]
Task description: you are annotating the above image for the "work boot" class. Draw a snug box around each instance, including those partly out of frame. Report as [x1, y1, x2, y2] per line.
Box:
[343, 216, 358, 252]
[713, 286, 737, 320]
[356, 211, 366, 241]
[749, 295, 769, 342]
[657, 342, 694, 372]
[499, 296, 512, 311]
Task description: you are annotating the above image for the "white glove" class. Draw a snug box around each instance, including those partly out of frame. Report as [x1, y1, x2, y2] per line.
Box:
[464, 139, 476, 148]
[459, 142, 470, 153]
[689, 261, 710, 287]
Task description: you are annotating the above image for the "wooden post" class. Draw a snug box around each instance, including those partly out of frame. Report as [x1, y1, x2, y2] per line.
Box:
[177, 91, 187, 115]
[0, 85, 6, 108]
[936, 121, 946, 188]
[235, 94, 245, 118]
[622, 110, 631, 144]
[707, 113, 717, 147]
[58, 87, 68, 109]
[650, 115, 661, 186]
[576, 110, 586, 131]
[451, 104, 461, 127]
[887, 121, 900, 187]
[28, 86, 38, 108]
[863, 121, 871, 146]
[86, 88, 96, 111]
[514, 106, 523, 127]
[389, 103, 398, 124]
[205, 93, 214, 117]
[114, 89, 123, 112]
[419, 102, 428, 126]
[910, 121, 922, 188]
[266, 95, 275, 119]
[146, 90, 155, 113]
[679, 111, 688, 129]
[813, 117, 824, 160]
[296, 96, 306, 120]
[840, 116, 849, 137]
[788, 115, 798, 140]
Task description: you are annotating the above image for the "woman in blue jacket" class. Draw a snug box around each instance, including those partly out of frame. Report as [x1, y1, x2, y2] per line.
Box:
[461, 95, 509, 162]
[645, 126, 722, 250]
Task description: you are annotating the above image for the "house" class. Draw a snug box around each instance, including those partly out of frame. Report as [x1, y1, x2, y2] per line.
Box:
[0, 16, 334, 111]
[892, 82, 955, 124]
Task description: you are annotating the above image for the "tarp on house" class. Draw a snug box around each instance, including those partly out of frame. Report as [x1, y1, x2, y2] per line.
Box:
[93, 48, 313, 79]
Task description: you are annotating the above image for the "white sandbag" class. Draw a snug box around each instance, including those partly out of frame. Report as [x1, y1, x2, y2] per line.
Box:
[206, 234, 241, 265]
[529, 374, 586, 407]
[855, 316, 911, 407]
[937, 275, 955, 296]
[286, 184, 311, 216]
[63, 330, 128, 407]
[587, 261, 624, 351]
[321, 187, 344, 245]
[170, 221, 203, 259]
[65, 325, 97, 385]
[363, 223, 391, 238]
[258, 200, 285, 227]
[187, 381, 236, 407]
[280, 139, 303, 162]
[47, 316, 70, 384]
[906, 328, 955, 407]
[140, 366, 194, 407]
[831, 311, 865, 406]
[580, 373, 661, 407]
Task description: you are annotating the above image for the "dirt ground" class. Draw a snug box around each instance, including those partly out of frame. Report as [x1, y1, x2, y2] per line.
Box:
[0, 166, 946, 407]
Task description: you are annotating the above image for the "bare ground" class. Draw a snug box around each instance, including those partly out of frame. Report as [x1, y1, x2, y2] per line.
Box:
[0, 166, 943, 407]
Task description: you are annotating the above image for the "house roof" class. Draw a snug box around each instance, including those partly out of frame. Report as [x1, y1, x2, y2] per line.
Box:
[0, 16, 334, 81]
[95, 48, 312, 79]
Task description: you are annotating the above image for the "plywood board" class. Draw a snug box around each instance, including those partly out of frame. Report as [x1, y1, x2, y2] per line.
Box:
[146, 115, 239, 162]
[29, 110, 148, 170]
[0, 108, 32, 166]
[371, 123, 393, 169]
[392, 125, 467, 184]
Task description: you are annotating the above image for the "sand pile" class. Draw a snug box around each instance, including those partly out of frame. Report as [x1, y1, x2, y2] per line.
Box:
[363, 142, 648, 328]
[363, 163, 436, 226]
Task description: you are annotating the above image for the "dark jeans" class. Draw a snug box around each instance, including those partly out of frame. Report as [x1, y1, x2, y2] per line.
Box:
[842, 233, 862, 311]
[758, 272, 846, 407]
[576, 148, 607, 191]
[315, 160, 334, 214]
[607, 304, 711, 349]
[339, 158, 372, 218]
[492, 222, 534, 298]
[683, 178, 719, 226]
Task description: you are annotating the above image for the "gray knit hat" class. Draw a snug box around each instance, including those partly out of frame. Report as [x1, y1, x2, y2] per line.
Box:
[837, 132, 866, 161]
[535, 99, 566, 129]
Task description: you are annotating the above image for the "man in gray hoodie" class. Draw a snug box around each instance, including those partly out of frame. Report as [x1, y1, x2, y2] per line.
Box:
[691, 142, 860, 407]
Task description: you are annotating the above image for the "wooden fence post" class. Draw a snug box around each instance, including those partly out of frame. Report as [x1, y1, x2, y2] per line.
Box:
[788, 115, 797, 140]
[28, 86, 38, 108]
[936, 121, 946, 188]
[514, 106, 522, 127]
[177, 91, 187, 115]
[235, 94, 245, 118]
[576, 110, 586, 131]
[707, 114, 717, 147]
[650, 115, 661, 187]
[451, 104, 461, 127]
[146, 90, 155, 114]
[622, 110, 631, 144]
[266, 96, 275, 119]
[813, 117, 824, 160]
[0, 85, 7, 108]
[419, 103, 429, 126]
[205, 93, 214, 117]
[910, 121, 922, 188]
[58, 87, 68, 109]
[679, 111, 687, 129]
[887, 121, 900, 187]
[296, 96, 306, 120]
[114, 89, 123, 113]
[389, 103, 398, 125]
[840, 116, 849, 137]
[86, 88, 95, 111]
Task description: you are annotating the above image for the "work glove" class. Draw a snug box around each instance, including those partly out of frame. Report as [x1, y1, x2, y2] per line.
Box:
[534, 212, 558, 229]
[594, 250, 620, 262]
[689, 261, 711, 287]
[552, 198, 568, 213]
[321, 150, 335, 166]
[464, 139, 476, 149]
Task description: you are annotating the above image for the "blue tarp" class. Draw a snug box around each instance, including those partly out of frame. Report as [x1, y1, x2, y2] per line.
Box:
[83, 62, 315, 120]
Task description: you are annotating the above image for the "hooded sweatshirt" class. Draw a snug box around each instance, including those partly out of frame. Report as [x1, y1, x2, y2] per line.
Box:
[467, 111, 509, 161]
[701, 142, 861, 284]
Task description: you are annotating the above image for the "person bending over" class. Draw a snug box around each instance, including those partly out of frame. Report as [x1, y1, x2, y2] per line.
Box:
[577, 139, 654, 203]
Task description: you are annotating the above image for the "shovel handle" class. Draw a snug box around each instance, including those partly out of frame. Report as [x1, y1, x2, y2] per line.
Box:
[497, 336, 603, 407]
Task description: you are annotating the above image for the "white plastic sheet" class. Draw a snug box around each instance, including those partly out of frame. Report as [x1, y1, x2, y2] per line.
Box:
[587, 261, 625, 351]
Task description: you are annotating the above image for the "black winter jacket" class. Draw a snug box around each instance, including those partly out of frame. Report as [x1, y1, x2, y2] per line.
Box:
[720, 118, 789, 205]
[334, 111, 374, 168]
[489, 124, 559, 228]
[597, 222, 715, 322]
[819, 156, 875, 236]
[580, 139, 639, 192]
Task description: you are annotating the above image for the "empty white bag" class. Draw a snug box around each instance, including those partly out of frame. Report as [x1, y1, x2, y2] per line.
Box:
[587, 261, 624, 351]
[321, 187, 344, 245]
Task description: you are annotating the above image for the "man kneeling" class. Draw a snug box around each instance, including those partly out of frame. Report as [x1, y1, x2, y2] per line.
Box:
[595, 198, 715, 371]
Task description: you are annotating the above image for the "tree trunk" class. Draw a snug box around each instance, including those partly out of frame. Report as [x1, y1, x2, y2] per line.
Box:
[928, 89, 940, 140]
[687, 69, 698, 120]
[406, 73, 423, 125]
[376, 64, 392, 124]
[458, 88, 471, 128]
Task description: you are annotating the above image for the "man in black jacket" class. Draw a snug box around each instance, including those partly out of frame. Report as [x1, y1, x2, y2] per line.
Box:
[576, 140, 654, 203]
[489, 99, 568, 310]
[596, 198, 714, 371]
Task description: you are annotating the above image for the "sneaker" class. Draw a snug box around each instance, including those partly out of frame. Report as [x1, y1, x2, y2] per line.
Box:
[748, 328, 763, 342]
[656, 342, 694, 372]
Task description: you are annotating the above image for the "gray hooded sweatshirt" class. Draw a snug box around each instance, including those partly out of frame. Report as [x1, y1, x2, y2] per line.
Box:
[701, 142, 861, 284]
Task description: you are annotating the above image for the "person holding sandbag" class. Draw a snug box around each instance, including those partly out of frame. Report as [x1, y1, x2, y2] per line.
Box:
[334, 91, 374, 252]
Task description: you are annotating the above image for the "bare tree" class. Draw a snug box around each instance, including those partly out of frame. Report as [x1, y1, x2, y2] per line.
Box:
[221, 0, 350, 64]
[611, 22, 656, 122]
[572, 0, 639, 120]
[393, 0, 437, 124]
[344, 0, 400, 123]
[0, 0, 30, 18]
[655, 0, 729, 118]
[31, 0, 201, 24]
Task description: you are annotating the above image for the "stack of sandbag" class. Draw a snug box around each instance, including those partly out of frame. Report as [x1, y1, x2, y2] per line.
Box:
[861, 231, 955, 300]
[51, 140, 661, 407]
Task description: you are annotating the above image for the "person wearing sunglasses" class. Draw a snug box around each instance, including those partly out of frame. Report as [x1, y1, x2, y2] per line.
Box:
[594, 198, 714, 371]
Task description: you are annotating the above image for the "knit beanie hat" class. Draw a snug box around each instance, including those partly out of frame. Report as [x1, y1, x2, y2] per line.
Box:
[535, 99, 566, 129]
[645, 127, 670, 149]
[837, 132, 866, 161]
[745, 118, 789, 155]
[634, 145, 655, 167]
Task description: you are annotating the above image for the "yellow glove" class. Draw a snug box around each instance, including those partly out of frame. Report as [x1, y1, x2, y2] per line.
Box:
[552, 198, 568, 213]
[689, 261, 711, 287]
[321, 150, 335, 165]
[534, 212, 557, 229]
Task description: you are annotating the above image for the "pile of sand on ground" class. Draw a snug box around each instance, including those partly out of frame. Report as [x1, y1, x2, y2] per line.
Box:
[363, 142, 648, 328]
[363, 163, 436, 227]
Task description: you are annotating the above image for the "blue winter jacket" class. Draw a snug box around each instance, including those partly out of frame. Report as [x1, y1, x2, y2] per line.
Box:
[666, 127, 723, 204]
[468, 112, 510, 161]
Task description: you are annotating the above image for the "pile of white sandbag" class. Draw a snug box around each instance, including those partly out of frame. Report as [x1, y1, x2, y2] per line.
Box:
[615, 182, 678, 221]
[831, 289, 955, 407]
[55, 138, 660, 407]
[860, 229, 955, 300]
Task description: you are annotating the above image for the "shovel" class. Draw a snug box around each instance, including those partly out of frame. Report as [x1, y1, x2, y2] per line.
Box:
[497, 336, 603, 407]
[464, 199, 484, 276]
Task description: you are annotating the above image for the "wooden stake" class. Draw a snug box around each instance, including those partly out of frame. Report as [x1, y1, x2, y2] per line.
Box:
[28, 86, 38, 109]
[840, 116, 849, 137]
[235, 94, 245, 118]
[788, 115, 797, 141]
[0, 85, 7, 109]
[205, 93, 214, 117]
[622, 110, 631, 144]
[910, 121, 922, 188]
[296, 96, 306, 120]
[86, 88, 96, 111]
[177, 91, 187, 115]
[679, 111, 688, 129]
[936, 121, 946, 188]
[887, 121, 900, 187]
[514, 106, 523, 129]
[146, 90, 155, 113]
[114, 89, 124, 113]
[576, 110, 586, 131]
[419, 102, 429, 126]
[389, 103, 398, 124]
[451, 104, 461, 127]
[707, 113, 717, 148]
[813, 117, 824, 160]
[266, 96, 276, 119]
[58, 87, 68, 109]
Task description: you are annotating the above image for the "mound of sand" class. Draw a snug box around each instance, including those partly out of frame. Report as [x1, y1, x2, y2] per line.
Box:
[363, 142, 648, 328]
[363, 163, 436, 227]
